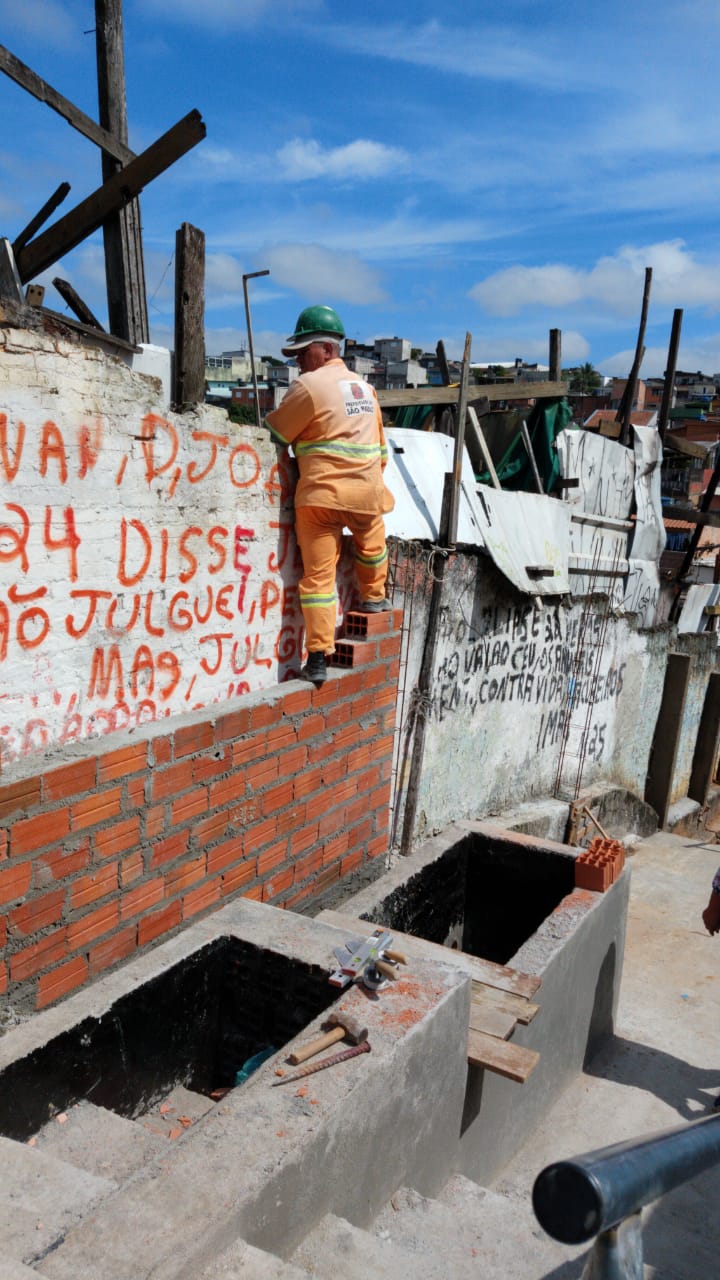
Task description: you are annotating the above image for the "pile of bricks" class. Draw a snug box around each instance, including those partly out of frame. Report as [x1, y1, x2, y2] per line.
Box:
[574, 836, 626, 893]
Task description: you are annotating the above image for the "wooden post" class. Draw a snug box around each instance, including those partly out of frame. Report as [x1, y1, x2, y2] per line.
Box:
[447, 332, 472, 545]
[173, 222, 205, 408]
[95, 0, 149, 345]
[618, 267, 652, 447]
[657, 309, 683, 442]
[12, 182, 70, 255]
[668, 451, 720, 620]
[549, 329, 562, 382]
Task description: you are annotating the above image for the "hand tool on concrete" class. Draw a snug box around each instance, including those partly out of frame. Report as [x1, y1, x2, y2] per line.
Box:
[272, 1040, 371, 1085]
[287, 1012, 368, 1066]
[329, 927, 407, 991]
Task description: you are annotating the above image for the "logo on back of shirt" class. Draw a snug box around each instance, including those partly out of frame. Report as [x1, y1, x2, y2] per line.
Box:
[340, 380, 375, 417]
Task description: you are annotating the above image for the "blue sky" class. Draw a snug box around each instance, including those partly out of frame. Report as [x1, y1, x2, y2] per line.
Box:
[2, 0, 720, 376]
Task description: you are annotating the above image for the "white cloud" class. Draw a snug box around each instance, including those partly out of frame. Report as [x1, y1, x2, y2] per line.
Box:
[260, 244, 386, 305]
[0, 0, 78, 48]
[322, 20, 583, 92]
[276, 138, 408, 182]
[604, 337, 720, 380]
[470, 241, 720, 318]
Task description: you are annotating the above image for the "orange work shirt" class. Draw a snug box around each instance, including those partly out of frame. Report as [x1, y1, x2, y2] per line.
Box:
[265, 358, 389, 513]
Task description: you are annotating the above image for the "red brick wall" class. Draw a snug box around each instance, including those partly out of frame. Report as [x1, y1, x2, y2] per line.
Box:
[0, 618, 400, 1013]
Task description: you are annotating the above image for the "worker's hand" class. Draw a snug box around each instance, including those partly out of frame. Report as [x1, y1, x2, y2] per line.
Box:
[702, 893, 720, 935]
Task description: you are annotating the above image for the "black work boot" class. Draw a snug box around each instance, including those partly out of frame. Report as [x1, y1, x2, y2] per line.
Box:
[358, 598, 392, 613]
[300, 652, 327, 687]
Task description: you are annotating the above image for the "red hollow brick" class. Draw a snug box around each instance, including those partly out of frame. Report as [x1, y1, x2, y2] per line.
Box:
[138, 899, 182, 945]
[209, 773, 247, 809]
[262, 866, 294, 900]
[215, 707, 253, 742]
[71, 786, 122, 832]
[148, 830, 190, 871]
[35, 840, 91, 887]
[69, 863, 119, 911]
[171, 787, 209, 827]
[150, 760, 194, 802]
[145, 805, 165, 839]
[120, 850, 144, 885]
[222, 861, 257, 896]
[242, 815, 278, 851]
[151, 736, 173, 767]
[164, 855, 206, 896]
[231, 735, 265, 768]
[125, 777, 145, 811]
[0, 860, 32, 906]
[43, 759, 96, 802]
[0, 775, 42, 820]
[37, 955, 89, 1009]
[88, 925, 137, 976]
[295, 712, 326, 742]
[193, 748, 231, 784]
[265, 722, 297, 754]
[67, 901, 120, 951]
[183, 878, 222, 919]
[261, 779, 295, 813]
[12, 807, 71, 857]
[289, 824, 319, 858]
[174, 721, 215, 758]
[242, 884, 263, 901]
[94, 816, 141, 862]
[250, 702, 279, 731]
[206, 836, 243, 874]
[280, 687, 313, 716]
[9, 887, 65, 936]
[10, 929, 68, 982]
[246, 756, 280, 791]
[257, 840, 288, 875]
[121, 876, 164, 920]
[99, 742, 149, 783]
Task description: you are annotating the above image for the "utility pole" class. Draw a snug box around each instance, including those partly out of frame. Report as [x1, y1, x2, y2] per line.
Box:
[243, 269, 270, 429]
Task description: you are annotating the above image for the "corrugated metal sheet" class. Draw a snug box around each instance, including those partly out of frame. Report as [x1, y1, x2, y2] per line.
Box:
[473, 487, 571, 595]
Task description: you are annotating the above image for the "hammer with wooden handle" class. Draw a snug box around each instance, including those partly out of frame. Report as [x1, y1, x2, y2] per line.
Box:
[287, 1011, 368, 1066]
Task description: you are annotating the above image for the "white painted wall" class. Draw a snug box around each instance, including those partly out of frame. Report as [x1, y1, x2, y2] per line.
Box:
[0, 325, 358, 773]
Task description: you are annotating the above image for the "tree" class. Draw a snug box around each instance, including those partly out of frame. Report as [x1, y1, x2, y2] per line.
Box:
[228, 403, 257, 426]
[566, 363, 601, 394]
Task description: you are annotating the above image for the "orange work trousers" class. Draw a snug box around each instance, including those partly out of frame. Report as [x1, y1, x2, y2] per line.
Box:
[295, 505, 388, 653]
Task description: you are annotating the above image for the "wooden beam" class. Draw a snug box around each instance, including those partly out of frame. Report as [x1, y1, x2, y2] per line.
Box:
[173, 222, 205, 408]
[657, 309, 682, 442]
[52, 278, 105, 330]
[467, 1028, 540, 1082]
[662, 434, 712, 460]
[378, 380, 566, 408]
[618, 267, 652, 446]
[15, 110, 206, 284]
[549, 328, 562, 382]
[12, 182, 71, 255]
[0, 43, 134, 164]
[95, 0, 149, 345]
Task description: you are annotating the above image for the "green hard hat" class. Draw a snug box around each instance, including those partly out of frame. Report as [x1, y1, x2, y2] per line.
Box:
[282, 304, 345, 355]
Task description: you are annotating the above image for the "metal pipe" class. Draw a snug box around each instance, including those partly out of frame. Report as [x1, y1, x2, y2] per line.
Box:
[533, 1112, 720, 1246]
[242, 269, 269, 430]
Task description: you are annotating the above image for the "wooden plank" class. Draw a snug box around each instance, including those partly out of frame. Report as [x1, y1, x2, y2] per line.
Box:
[378, 380, 567, 408]
[173, 222, 206, 407]
[467, 405, 501, 488]
[471, 980, 539, 1025]
[12, 183, 71, 255]
[467, 1028, 539, 1082]
[0, 44, 134, 164]
[662, 435, 709, 460]
[657, 309, 682, 441]
[15, 110, 206, 284]
[469, 995, 516, 1039]
[317, 909, 541, 999]
[52, 278, 105, 330]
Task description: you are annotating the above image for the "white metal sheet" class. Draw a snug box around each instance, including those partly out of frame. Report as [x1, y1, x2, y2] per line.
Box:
[556, 429, 635, 520]
[383, 428, 487, 546]
[678, 583, 720, 634]
[473, 487, 571, 595]
[628, 426, 666, 563]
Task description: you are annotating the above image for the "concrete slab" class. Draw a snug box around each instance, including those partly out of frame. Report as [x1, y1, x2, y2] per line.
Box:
[293, 1212, 442, 1279]
[198, 1240, 313, 1278]
[33, 1101, 166, 1182]
[0, 1135, 115, 1267]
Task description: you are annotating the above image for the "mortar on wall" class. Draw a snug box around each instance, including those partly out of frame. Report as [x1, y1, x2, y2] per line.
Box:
[329, 819, 631, 1183]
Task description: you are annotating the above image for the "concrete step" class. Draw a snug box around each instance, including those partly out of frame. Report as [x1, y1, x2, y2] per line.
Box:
[32, 1100, 166, 1183]
[291, 1212, 447, 1279]
[138, 1083, 216, 1140]
[197, 1238, 315, 1278]
[0, 1133, 115, 1269]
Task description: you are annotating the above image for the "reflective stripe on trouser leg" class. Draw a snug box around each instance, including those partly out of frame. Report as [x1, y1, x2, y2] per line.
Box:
[348, 511, 388, 603]
[295, 506, 343, 653]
